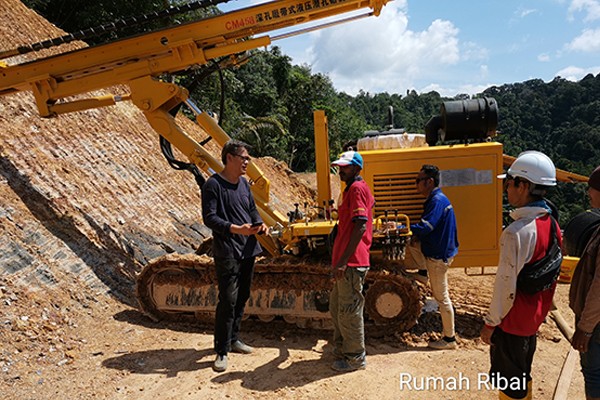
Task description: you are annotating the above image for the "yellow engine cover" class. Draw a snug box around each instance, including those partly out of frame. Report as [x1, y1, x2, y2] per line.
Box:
[360, 142, 504, 268]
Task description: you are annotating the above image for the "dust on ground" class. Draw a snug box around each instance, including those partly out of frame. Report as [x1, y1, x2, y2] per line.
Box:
[1, 268, 586, 400]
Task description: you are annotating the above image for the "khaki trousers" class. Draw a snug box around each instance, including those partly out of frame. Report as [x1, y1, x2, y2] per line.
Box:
[330, 267, 368, 362]
[404, 240, 455, 338]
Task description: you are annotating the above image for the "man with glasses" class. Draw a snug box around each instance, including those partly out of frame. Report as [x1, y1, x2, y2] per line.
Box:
[481, 151, 561, 400]
[201, 140, 267, 372]
[401, 164, 459, 350]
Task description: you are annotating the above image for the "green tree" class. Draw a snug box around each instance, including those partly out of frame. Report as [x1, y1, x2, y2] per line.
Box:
[22, 0, 218, 44]
[231, 114, 290, 162]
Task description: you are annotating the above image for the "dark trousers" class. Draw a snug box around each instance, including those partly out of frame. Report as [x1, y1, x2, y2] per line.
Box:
[580, 322, 600, 398]
[214, 257, 255, 355]
[490, 327, 536, 399]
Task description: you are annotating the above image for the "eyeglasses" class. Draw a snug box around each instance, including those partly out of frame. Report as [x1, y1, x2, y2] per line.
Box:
[503, 174, 523, 190]
[232, 154, 251, 163]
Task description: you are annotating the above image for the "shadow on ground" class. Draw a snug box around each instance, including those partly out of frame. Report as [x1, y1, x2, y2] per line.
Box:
[103, 348, 214, 378]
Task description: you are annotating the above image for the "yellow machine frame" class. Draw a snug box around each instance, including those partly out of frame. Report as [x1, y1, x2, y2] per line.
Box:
[361, 142, 504, 268]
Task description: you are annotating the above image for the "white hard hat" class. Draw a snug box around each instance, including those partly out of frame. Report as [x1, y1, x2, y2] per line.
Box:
[505, 150, 557, 186]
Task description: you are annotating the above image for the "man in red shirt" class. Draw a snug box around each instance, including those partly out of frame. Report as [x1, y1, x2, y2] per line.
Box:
[329, 150, 375, 373]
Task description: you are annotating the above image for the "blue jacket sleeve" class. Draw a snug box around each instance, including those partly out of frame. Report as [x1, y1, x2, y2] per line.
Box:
[410, 194, 445, 238]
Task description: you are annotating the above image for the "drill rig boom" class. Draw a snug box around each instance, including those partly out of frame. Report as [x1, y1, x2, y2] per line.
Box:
[0, 0, 390, 256]
[0, 1, 428, 333]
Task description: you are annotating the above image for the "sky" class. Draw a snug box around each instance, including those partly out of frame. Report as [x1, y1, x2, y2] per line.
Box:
[218, 0, 600, 97]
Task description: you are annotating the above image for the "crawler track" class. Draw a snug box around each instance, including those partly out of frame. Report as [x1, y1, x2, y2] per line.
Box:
[136, 253, 422, 335]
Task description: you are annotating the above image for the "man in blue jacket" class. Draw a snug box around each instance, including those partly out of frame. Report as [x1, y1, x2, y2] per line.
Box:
[403, 164, 459, 350]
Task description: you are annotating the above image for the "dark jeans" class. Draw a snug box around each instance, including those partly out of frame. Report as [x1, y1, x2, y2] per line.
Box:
[581, 323, 600, 398]
[214, 257, 255, 355]
[490, 327, 536, 399]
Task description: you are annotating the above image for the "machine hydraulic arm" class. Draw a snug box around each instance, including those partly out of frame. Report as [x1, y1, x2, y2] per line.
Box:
[0, 0, 390, 255]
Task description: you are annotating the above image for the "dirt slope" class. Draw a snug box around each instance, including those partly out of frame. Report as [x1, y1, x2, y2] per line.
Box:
[0, 1, 586, 399]
[0, 0, 314, 292]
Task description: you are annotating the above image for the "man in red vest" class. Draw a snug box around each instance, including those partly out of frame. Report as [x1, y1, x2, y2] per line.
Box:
[481, 151, 561, 400]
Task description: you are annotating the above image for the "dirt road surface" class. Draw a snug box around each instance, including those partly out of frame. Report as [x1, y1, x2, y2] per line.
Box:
[1, 269, 586, 400]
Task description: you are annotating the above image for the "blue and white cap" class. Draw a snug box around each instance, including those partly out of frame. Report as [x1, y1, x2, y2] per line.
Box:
[331, 150, 363, 169]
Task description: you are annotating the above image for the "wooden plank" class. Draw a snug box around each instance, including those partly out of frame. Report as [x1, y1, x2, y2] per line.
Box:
[553, 347, 579, 400]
